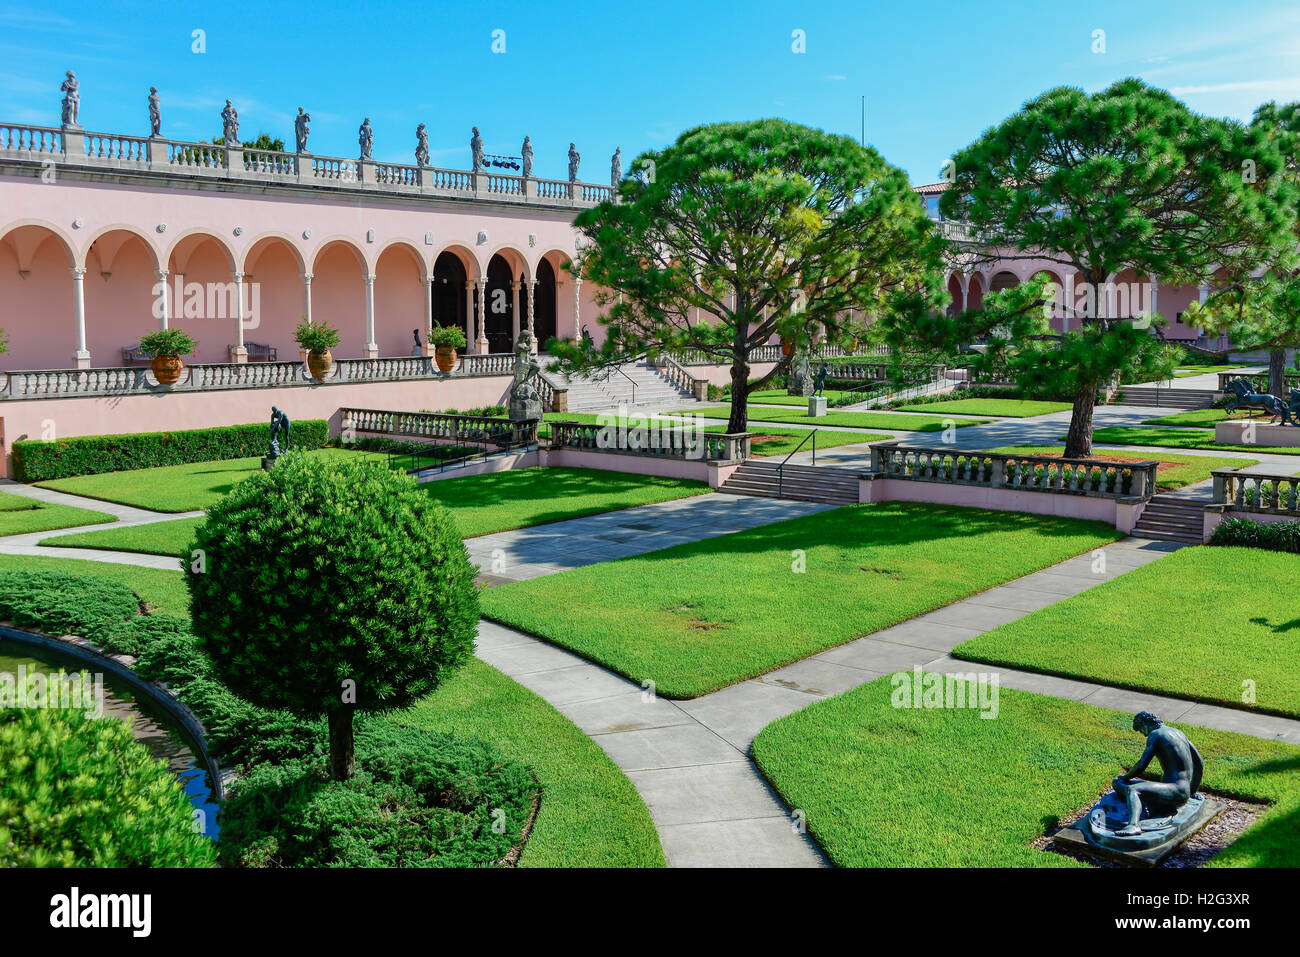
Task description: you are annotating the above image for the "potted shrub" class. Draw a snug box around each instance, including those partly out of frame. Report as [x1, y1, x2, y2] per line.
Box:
[430, 325, 467, 373]
[294, 318, 341, 380]
[138, 329, 197, 385]
[780, 336, 794, 356]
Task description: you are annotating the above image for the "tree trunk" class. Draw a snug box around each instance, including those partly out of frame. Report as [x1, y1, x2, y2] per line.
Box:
[1063, 382, 1097, 459]
[1268, 347, 1286, 398]
[328, 707, 355, 781]
[728, 357, 750, 434]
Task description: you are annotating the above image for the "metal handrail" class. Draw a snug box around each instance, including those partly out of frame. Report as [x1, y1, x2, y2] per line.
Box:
[776, 429, 817, 499]
[608, 364, 636, 405]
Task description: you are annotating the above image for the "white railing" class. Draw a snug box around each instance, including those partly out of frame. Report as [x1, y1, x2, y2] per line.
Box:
[0, 353, 520, 399]
[83, 132, 150, 162]
[0, 123, 62, 155]
[0, 119, 617, 208]
[1213, 468, 1300, 516]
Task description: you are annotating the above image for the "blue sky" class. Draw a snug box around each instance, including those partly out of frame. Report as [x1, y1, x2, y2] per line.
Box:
[3, 0, 1299, 184]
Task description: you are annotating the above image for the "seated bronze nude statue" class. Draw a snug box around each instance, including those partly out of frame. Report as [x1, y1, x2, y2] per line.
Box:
[1108, 711, 1202, 836]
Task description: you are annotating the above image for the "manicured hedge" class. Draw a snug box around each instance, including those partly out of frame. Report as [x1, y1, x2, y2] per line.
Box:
[1209, 517, 1300, 554]
[13, 420, 330, 482]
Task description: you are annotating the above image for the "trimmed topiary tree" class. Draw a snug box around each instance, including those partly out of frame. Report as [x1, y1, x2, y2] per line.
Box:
[185, 453, 479, 779]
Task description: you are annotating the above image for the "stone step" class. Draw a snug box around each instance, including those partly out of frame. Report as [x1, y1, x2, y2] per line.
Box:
[720, 463, 862, 505]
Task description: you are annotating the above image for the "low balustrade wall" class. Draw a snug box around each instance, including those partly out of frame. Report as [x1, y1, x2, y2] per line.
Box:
[861, 441, 1158, 533]
[340, 407, 538, 447]
[0, 123, 615, 207]
[1217, 371, 1300, 394]
[548, 419, 751, 462]
[0, 353, 516, 400]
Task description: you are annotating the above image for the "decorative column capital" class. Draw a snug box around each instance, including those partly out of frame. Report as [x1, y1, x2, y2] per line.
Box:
[232, 272, 244, 283]
[71, 266, 87, 278]
[155, 268, 169, 281]
[364, 273, 377, 285]
[301, 272, 314, 283]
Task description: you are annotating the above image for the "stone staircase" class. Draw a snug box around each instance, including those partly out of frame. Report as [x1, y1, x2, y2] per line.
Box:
[1131, 494, 1205, 545]
[1112, 387, 1216, 409]
[720, 461, 860, 506]
[556, 360, 696, 412]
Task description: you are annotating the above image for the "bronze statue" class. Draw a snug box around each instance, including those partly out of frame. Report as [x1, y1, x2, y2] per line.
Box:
[269, 406, 291, 458]
[1108, 711, 1202, 836]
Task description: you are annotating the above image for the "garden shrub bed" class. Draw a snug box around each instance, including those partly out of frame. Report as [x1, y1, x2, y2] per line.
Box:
[14, 420, 330, 482]
[1210, 517, 1300, 553]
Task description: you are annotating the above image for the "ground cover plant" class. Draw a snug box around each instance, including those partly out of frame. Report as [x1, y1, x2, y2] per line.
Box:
[952, 546, 1300, 718]
[479, 502, 1122, 697]
[990, 446, 1257, 490]
[0, 490, 113, 536]
[752, 678, 1300, 867]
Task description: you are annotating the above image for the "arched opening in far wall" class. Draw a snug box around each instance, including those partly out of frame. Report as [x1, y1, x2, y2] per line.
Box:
[431, 250, 468, 342]
[534, 257, 558, 348]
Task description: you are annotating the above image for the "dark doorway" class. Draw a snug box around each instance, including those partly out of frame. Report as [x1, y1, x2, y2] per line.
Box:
[485, 255, 515, 354]
[534, 258, 558, 348]
[431, 252, 468, 341]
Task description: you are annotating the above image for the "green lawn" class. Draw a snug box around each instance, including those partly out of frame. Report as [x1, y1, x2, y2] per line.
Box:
[34, 448, 365, 512]
[0, 490, 115, 536]
[40, 517, 202, 558]
[1172, 364, 1248, 378]
[753, 677, 1300, 867]
[5, 553, 664, 867]
[895, 398, 1072, 418]
[748, 389, 858, 406]
[479, 503, 1122, 698]
[416, 467, 711, 538]
[40, 466, 716, 554]
[991, 446, 1258, 491]
[393, 658, 664, 867]
[1087, 426, 1300, 456]
[954, 546, 1300, 718]
[1144, 408, 1293, 428]
[674, 405, 992, 433]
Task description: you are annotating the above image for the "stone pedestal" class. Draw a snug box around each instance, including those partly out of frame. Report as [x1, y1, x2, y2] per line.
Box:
[1055, 793, 1223, 866]
[73, 350, 91, 370]
[1214, 420, 1300, 447]
[261, 455, 277, 471]
[808, 395, 827, 417]
[509, 396, 542, 422]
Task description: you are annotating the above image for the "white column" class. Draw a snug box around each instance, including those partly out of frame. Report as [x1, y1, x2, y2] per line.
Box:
[1148, 278, 1159, 322]
[511, 279, 522, 348]
[231, 272, 248, 363]
[363, 273, 378, 358]
[475, 278, 489, 354]
[155, 269, 169, 330]
[301, 272, 313, 325]
[71, 266, 90, 369]
[1198, 282, 1210, 305]
[464, 281, 474, 347]
[526, 280, 537, 354]
[573, 277, 582, 343]
[422, 277, 435, 355]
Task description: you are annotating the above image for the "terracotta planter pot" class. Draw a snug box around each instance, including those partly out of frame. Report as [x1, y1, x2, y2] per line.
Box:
[307, 348, 333, 380]
[151, 354, 183, 385]
[780, 338, 794, 357]
[435, 345, 458, 373]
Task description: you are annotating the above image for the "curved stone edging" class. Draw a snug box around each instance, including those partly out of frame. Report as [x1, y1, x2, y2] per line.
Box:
[0, 621, 225, 802]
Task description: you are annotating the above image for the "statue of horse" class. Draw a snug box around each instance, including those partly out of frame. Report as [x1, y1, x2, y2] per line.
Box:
[1223, 378, 1294, 426]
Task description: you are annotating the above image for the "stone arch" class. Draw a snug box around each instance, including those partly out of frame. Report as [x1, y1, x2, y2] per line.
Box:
[0, 222, 79, 369]
[310, 238, 370, 359]
[82, 223, 161, 271]
[374, 240, 429, 357]
[241, 233, 309, 360]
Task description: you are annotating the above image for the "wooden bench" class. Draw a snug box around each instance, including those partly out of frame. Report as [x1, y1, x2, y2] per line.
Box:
[230, 341, 278, 362]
